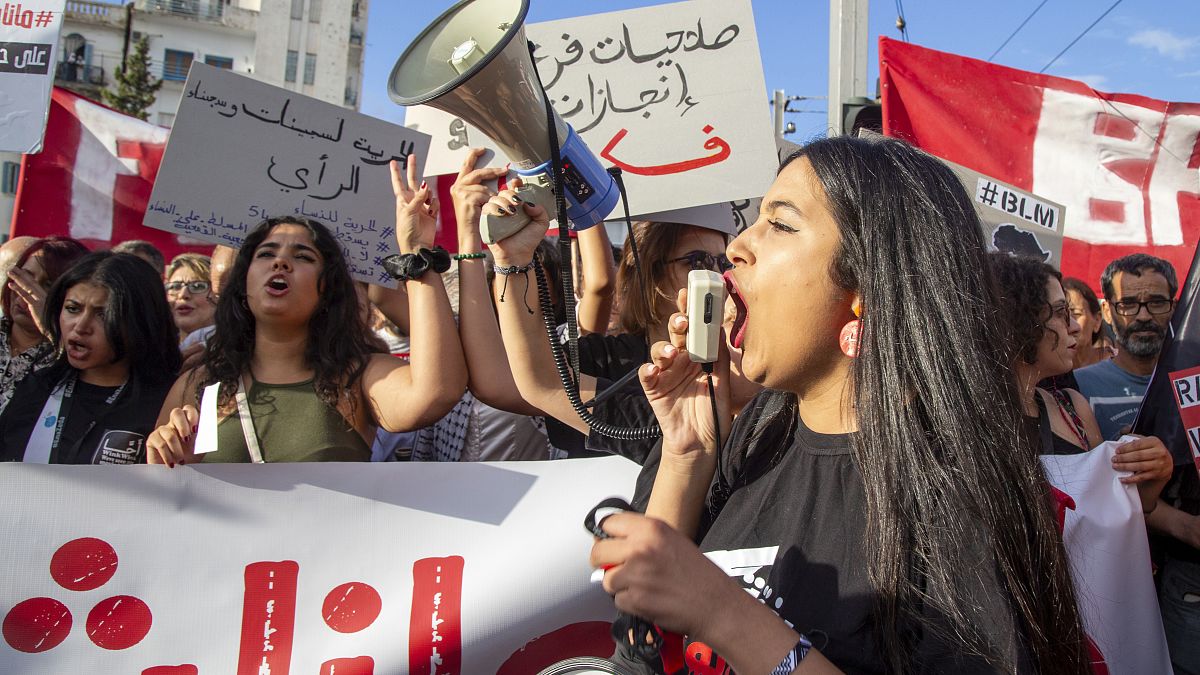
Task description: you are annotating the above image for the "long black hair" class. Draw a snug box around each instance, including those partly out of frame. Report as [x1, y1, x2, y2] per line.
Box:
[200, 216, 379, 418]
[754, 137, 1087, 673]
[41, 251, 181, 385]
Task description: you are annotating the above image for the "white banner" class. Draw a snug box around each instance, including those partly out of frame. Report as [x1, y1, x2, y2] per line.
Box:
[0, 457, 641, 674]
[405, 0, 777, 218]
[1042, 442, 1172, 674]
[145, 63, 432, 285]
[0, 0, 65, 153]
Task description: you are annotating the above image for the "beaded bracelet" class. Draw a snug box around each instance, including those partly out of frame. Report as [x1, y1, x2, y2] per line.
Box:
[453, 252, 487, 260]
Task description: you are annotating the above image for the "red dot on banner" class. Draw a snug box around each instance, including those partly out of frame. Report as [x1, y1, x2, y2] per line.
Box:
[321, 582, 381, 633]
[86, 595, 152, 650]
[141, 666, 199, 675]
[2, 597, 73, 653]
[50, 537, 118, 592]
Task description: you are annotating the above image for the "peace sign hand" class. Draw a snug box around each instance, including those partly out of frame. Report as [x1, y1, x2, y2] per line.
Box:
[390, 155, 438, 255]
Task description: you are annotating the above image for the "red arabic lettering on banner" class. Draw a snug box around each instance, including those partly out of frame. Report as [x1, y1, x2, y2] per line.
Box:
[9, 87, 211, 262]
[879, 37, 1200, 289]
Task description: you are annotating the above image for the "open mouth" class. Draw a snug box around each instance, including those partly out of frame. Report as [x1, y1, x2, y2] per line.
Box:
[724, 270, 748, 349]
[266, 275, 290, 295]
[66, 339, 90, 360]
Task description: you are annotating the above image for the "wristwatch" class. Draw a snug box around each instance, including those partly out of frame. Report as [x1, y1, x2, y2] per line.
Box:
[382, 246, 451, 281]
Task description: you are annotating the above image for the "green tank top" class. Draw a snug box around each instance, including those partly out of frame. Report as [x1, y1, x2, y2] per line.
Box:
[204, 377, 371, 463]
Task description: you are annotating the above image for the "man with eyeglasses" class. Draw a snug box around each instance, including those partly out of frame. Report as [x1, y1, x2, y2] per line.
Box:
[1075, 253, 1178, 441]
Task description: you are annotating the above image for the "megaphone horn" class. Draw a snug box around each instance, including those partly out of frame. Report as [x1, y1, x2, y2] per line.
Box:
[388, 0, 619, 243]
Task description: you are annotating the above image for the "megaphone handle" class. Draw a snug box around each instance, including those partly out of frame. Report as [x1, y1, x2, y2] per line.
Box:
[480, 210, 534, 245]
[480, 182, 554, 245]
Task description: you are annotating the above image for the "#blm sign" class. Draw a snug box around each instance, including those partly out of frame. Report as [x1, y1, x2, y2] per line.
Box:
[404, 0, 777, 219]
[0, 0, 66, 153]
[859, 129, 1066, 267]
[145, 63, 432, 285]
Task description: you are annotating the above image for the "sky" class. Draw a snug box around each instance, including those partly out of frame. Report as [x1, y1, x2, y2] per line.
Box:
[361, 0, 1200, 140]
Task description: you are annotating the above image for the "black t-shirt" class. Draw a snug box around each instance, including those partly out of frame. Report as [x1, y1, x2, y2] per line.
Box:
[0, 367, 172, 465]
[577, 332, 649, 381]
[1157, 464, 1200, 565]
[623, 392, 1026, 674]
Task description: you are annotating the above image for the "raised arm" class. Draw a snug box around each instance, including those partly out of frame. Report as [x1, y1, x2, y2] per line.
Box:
[487, 184, 596, 433]
[146, 369, 203, 467]
[450, 148, 544, 416]
[573, 225, 617, 335]
[362, 158, 466, 432]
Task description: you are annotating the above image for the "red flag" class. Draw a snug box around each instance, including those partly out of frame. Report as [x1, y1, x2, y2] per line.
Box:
[9, 87, 210, 262]
[880, 37, 1200, 287]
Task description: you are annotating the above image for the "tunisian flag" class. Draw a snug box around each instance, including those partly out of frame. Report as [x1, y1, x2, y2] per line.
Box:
[9, 87, 209, 261]
[880, 38, 1200, 287]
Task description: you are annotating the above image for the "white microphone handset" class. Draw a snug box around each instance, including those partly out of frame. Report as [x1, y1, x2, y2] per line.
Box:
[686, 270, 726, 364]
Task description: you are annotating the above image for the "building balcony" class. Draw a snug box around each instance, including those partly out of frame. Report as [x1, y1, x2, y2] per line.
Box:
[134, 0, 256, 32]
[64, 0, 126, 28]
[55, 61, 105, 86]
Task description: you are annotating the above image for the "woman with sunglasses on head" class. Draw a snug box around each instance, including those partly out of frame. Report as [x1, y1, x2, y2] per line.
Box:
[518, 136, 1107, 674]
[164, 253, 217, 346]
[0, 251, 181, 464]
[991, 253, 1172, 513]
[145, 159, 466, 466]
[0, 236, 90, 415]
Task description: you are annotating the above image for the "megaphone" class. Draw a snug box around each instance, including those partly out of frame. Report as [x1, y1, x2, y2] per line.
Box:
[388, 0, 619, 244]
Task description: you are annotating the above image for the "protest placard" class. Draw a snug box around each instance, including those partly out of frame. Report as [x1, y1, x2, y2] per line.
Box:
[0, 0, 66, 153]
[860, 129, 1066, 267]
[0, 457, 641, 673]
[404, 0, 776, 219]
[145, 63, 432, 284]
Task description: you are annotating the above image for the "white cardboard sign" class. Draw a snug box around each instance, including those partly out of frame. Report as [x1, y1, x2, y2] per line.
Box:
[0, 0, 66, 153]
[145, 63, 432, 284]
[405, 0, 776, 219]
[0, 457, 641, 673]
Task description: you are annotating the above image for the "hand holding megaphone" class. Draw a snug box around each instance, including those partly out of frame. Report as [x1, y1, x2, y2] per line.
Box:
[486, 178, 553, 268]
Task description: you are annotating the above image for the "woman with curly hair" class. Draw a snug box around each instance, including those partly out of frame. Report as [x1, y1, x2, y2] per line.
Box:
[990, 253, 1172, 512]
[146, 159, 466, 464]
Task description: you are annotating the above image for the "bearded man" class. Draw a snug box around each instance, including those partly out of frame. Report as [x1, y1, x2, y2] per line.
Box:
[1075, 253, 1177, 440]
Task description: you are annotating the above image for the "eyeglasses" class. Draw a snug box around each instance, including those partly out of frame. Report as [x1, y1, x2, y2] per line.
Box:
[165, 280, 211, 296]
[1042, 301, 1070, 327]
[1112, 298, 1173, 316]
[670, 250, 733, 273]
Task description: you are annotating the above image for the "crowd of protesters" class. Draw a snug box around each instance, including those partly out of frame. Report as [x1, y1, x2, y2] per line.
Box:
[0, 136, 1197, 673]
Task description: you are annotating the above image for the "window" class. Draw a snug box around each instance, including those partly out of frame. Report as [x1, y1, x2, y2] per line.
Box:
[204, 55, 233, 70]
[285, 50, 298, 83]
[309, 0, 320, 22]
[1, 162, 18, 196]
[163, 49, 193, 81]
[290, 0, 303, 19]
[303, 53, 316, 85]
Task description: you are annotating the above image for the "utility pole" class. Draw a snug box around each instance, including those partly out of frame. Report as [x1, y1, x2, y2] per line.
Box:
[827, 0, 869, 136]
[772, 90, 827, 140]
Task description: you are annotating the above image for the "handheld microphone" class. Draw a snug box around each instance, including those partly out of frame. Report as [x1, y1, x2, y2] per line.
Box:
[685, 270, 726, 364]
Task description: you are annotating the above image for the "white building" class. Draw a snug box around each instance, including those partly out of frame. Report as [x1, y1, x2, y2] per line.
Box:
[2, 0, 368, 230]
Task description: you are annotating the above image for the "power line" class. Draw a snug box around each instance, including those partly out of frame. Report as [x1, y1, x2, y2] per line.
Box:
[893, 0, 910, 42]
[988, 0, 1049, 62]
[1039, 0, 1123, 73]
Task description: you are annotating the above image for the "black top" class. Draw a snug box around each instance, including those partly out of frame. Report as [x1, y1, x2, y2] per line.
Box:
[622, 392, 1026, 674]
[1157, 464, 1200, 565]
[0, 365, 173, 465]
[1026, 394, 1087, 456]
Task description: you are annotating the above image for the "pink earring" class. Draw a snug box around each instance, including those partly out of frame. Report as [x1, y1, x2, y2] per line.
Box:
[839, 300, 862, 358]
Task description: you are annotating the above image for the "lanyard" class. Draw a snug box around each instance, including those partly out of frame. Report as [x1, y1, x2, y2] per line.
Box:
[25, 374, 127, 463]
[235, 377, 265, 464]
